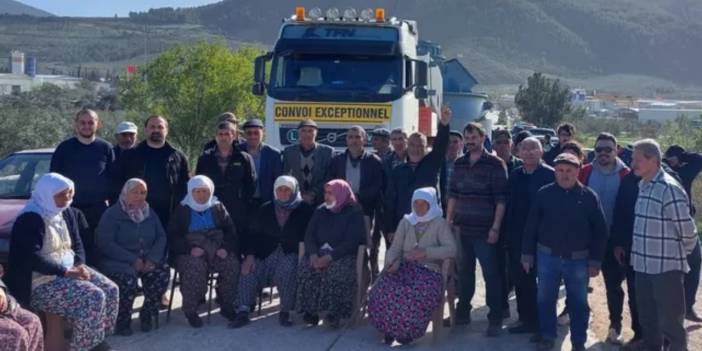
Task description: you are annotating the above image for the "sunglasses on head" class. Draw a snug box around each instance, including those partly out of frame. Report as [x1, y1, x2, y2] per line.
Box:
[595, 147, 613, 153]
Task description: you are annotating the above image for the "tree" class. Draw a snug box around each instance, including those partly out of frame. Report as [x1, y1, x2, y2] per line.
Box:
[514, 72, 572, 127]
[119, 42, 264, 162]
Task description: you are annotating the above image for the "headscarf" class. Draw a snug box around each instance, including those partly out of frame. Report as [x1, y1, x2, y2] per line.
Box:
[20, 173, 74, 223]
[119, 178, 150, 223]
[404, 187, 443, 225]
[323, 179, 357, 213]
[181, 175, 220, 212]
[273, 176, 303, 210]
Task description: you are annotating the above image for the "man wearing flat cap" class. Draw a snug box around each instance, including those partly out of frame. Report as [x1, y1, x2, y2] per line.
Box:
[522, 153, 608, 351]
[282, 119, 334, 205]
[240, 118, 283, 207]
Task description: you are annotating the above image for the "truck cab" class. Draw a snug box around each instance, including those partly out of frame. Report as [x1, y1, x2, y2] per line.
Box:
[252, 7, 442, 149]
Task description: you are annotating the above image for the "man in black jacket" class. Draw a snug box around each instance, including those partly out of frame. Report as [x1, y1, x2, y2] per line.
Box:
[543, 123, 576, 166]
[196, 119, 256, 237]
[327, 126, 385, 240]
[116, 115, 190, 228]
[522, 153, 608, 351]
[384, 106, 452, 238]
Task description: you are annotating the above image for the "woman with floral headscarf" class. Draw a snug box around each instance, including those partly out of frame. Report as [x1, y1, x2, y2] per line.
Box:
[368, 187, 456, 345]
[168, 175, 239, 328]
[230, 176, 314, 328]
[96, 178, 170, 336]
[5, 173, 118, 351]
[295, 179, 366, 329]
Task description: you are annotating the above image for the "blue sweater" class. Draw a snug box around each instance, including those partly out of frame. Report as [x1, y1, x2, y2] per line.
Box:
[50, 137, 115, 207]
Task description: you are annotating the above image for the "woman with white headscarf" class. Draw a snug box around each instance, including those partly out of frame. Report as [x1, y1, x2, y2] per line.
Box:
[230, 176, 314, 328]
[168, 175, 239, 328]
[96, 178, 170, 336]
[368, 187, 456, 345]
[5, 173, 118, 351]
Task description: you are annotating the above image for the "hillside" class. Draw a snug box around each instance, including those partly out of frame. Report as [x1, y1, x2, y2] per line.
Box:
[2, 0, 702, 97]
[0, 0, 52, 16]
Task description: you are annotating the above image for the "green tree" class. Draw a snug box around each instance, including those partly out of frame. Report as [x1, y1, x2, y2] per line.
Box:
[120, 42, 264, 161]
[514, 72, 572, 127]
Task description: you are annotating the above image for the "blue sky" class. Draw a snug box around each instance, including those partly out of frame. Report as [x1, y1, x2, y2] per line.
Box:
[18, 0, 220, 17]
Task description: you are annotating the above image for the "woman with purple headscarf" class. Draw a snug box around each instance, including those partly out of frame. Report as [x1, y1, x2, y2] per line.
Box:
[296, 179, 366, 329]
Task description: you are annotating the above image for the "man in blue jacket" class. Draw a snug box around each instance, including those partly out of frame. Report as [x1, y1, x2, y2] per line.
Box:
[522, 153, 608, 351]
[240, 118, 283, 207]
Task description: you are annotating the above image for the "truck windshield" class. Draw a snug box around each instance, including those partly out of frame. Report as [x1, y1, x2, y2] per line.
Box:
[268, 53, 403, 103]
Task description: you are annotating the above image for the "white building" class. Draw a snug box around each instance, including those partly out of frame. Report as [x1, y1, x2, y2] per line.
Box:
[0, 51, 82, 95]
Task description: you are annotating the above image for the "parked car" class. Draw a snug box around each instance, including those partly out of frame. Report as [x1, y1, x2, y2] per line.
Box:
[0, 149, 53, 264]
[528, 128, 557, 148]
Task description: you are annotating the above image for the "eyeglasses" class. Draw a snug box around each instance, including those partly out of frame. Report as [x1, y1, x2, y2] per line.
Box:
[595, 147, 613, 153]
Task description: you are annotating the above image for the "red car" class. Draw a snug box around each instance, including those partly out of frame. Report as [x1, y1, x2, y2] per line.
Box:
[0, 149, 54, 264]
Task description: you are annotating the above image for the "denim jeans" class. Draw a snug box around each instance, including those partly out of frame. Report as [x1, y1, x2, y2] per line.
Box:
[457, 237, 503, 324]
[537, 252, 589, 345]
[685, 239, 701, 313]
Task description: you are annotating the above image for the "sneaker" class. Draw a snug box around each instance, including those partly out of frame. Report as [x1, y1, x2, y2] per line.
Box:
[686, 310, 702, 322]
[302, 312, 320, 326]
[279, 311, 293, 327]
[557, 309, 570, 326]
[486, 324, 502, 337]
[185, 313, 203, 328]
[228, 312, 250, 329]
[507, 321, 537, 334]
[536, 339, 555, 351]
[607, 327, 624, 345]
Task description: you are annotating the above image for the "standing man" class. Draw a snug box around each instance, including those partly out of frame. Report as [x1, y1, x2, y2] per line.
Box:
[439, 130, 464, 213]
[505, 137, 554, 335]
[522, 153, 608, 351]
[370, 128, 392, 160]
[665, 145, 702, 321]
[282, 119, 334, 206]
[240, 118, 282, 208]
[51, 108, 115, 265]
[369, 127, 392, 276]
[113, 121, 138, 163]
[630, 139, 698, 351]
[492, 127, 522, 318]
[196, 119, 256, 237]
[385, 128, 408, 171]
[117, 115, 190, 228]
[447, 122, 508, 336]
[577, 133, 631, 344]
[327, 126, 385, 235]
[544, 123, 576, 166]
[384, 107, 451, 238]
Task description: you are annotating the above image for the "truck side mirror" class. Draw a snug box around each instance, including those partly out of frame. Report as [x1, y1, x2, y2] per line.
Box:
[415, 61, 428, 87]
[252, 54, 268, 96]
[415, 87, 428, 99]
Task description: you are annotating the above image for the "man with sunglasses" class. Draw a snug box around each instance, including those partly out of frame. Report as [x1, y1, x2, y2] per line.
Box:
[578, 132, 632, 345]
[240, 118, 283, 208]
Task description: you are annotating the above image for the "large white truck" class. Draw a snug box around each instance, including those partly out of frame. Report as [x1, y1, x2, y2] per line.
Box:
[252, 7, 444, 149]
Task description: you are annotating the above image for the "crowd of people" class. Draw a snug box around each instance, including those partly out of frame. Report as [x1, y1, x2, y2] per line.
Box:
[0, 107, 700, 351]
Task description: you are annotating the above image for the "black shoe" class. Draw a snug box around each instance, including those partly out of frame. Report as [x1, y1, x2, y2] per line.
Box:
[116, 325, 133, 337]
[686, 310, 702, 322]
[486, 323, 502, 337]
[508, 322, 537, 334]
[455, 309, 471, 325]
[185, 313, 203, 328]
[279, 311, 293, 327]
[228, 312, 250, 329]
[536, 339, 555, 351]
[383, 334, 394, 345]
[140, 318, 153, 333]
[325, 314, 340, 329]
[303, 313, 320, 326]
[396, 337, 413, 345]
[220, 309, 236, 321]
[90, 341, 114, 351]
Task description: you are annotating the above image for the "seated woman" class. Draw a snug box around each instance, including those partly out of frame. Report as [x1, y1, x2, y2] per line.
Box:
[0, 265, 43, 351]
[368, 187, 456, 345]
[96, 178, 170, 336]
[5, 173, 118, 351]
[296, 179, 366, 329]
[168, 175, 240, 328]
[230, 176, 314, 328]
